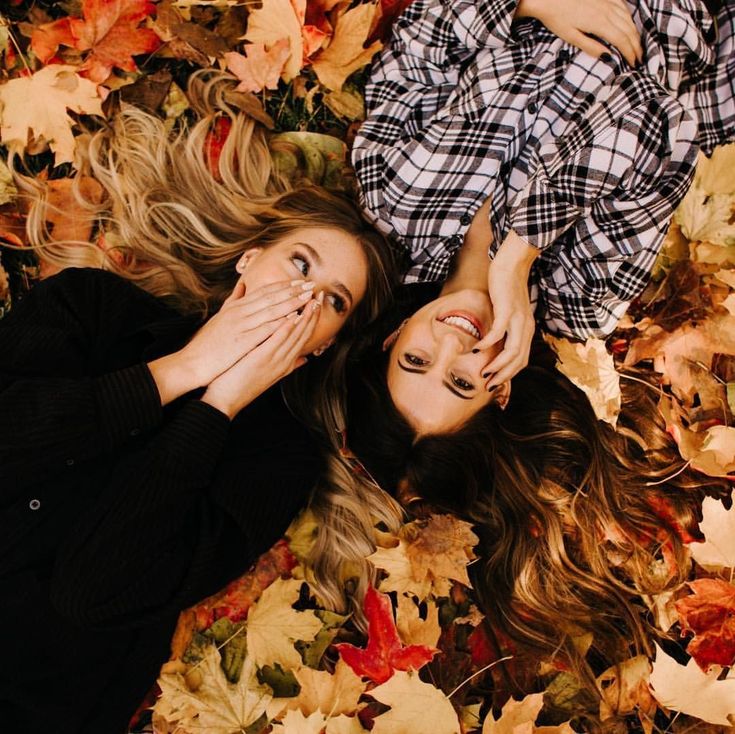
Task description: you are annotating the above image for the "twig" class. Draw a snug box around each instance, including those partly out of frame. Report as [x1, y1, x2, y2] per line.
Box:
[447, 655, 512, 699]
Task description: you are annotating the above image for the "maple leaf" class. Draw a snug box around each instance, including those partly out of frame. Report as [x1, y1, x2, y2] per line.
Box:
[0, 158, 17, 207]
[155, 645, 272, 734]
[596, 656, 656, 730]
[544, 335, 621, 426]
[695, 143, 735, 195]
[272, 709, 327, 734]
[286, 660, 365, 718]
[225, 41, 291, 94]
[325, 715, 367, 734]
[32, 0, 160, 84]
[368, 540, 432, 599]
[690, 497, 735, 569]
[335, 586, 437, 684]
[245, 578, 322, 669]
[395, 594, 441, 649]
[312, 2, 383, 91]
[0, 65, 104, 165]
[244, 0, 304, 81]
[649, 643, 735, 726]
[368, 670, 460, 734]
[481, 692, 575, 733]
[675, 578, 735, 669]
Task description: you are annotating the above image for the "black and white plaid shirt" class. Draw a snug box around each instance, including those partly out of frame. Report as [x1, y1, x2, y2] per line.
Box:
[353, 0, 734, 338]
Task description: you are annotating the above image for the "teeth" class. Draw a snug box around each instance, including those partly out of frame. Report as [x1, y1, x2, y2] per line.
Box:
[441, 315, 480, 339]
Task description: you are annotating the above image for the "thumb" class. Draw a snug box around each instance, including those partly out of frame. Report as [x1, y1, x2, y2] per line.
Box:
[473, 323, 507, 352]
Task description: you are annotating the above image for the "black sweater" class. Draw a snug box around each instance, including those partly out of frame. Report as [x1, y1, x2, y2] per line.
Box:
[0, 268, 322, 733]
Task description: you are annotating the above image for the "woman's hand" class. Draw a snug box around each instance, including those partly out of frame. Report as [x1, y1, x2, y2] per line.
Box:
[516, 0, 643, 67]
[472, 230, 538, 389]
[148, 279, 315, 405]
[201, 295, 323, 418]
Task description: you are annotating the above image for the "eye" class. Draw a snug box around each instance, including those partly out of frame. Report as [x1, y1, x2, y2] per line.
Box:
[291, 254, 310, 277]
[450, 373, 474, 391]
[328, 293, 347, 314]
[404, 353, 428, 367]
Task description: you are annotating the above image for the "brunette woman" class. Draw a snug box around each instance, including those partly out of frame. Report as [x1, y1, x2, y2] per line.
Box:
[0, 73, 396, 733]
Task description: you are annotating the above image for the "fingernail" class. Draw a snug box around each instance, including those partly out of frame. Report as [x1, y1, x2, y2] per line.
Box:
[316, 290, 325, 304]
[600, 52, 612, 63]
[298, 291, 312, 301]
[472, 348, 480, 354]
[487, 385, 498, 393]
[482, 371, 492, 379]
[301, 281, 315, 290]
[311, 299, 321, 311]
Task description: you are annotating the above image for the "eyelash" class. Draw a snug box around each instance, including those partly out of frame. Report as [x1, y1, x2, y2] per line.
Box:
[291, 253, 346, 314]
[451, 374, 474, 391]
[405, 353, 427, 366]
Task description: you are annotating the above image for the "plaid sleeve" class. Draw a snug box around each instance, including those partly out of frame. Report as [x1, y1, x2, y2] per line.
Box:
[507, 74, 698, 252]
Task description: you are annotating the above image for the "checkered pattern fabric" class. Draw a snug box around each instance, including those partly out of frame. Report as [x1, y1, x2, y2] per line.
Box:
[353, 0, 734, 338]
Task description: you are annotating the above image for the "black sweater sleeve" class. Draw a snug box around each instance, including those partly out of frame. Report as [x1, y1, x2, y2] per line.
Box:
[0, 270, 164, 489]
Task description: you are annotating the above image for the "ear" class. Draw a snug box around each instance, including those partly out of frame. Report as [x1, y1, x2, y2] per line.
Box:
[382, 319, 408, 352]
[312, 337, 335, 357]
[236, 248, 262, 273]
[491, 381, 512, 410]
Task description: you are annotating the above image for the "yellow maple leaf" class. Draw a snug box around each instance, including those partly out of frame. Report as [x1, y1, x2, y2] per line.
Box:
[225, 41, 291, 93]
[689, 496, 735, 569]
[482, 693, 574, 733]
[154, 645, 272, 734]
[395, 594, 441, 649]
[596, 656, 656, 730]
[244, 0, 304, 81]
[246, 578, 322, 669]
[544, 335, 621, 426]
[326, 715, 368, 734]
[0, 65, 104, 165]
[290, 659, 365, 717]
[368, 540, 432, 599]
[272, 709, 327, 734]
[370, 670, 461, 734]
[312, 2, 382, 91]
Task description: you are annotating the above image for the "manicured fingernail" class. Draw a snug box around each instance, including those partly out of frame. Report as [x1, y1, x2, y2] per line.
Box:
[301, 281, 315, 290]
[487, 385, 498, 393]
[472, 348, 480, 354]
[317, 291, 325, 304]
[482, 371, 492, 378]
[298, 290, 313, 301]
[600, 53, 612, 63]
[311, 299, 321, 311]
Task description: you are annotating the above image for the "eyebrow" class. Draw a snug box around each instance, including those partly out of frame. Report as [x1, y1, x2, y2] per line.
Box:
[299, 242, 354, 308]
[397, 361, 474, 400]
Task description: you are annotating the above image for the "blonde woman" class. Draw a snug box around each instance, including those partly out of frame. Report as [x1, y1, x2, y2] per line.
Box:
[0, 74, 396, 733]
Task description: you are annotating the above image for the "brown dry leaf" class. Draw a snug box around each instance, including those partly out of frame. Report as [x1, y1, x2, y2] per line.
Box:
[649, 644, 735, 726]
[689, 496, 735, 569]
[694, 144, 735, 195]
[155, 645, 272, 734]
[288, 659, 365, 717]
[369, 540, 432, 599]
[323, 88, 365, 120]
[597, 655, 656, 731]
[402, 514, 479, 597]
[0, 158, 16, 206]
[225, 41, 291, 93]
[482, 692, 574, 733]
[245, 578, 322, 669]
[272, 709, 327, 734]
[312, 2, 382, 91]
[544, 335, 621, 426]
[244, 0, 303, 81]
[395, 594, 441, 649]
[44, 177, 105, 244]
[369, 670, 461, 734]
[675, 163, 735, 245]
[0, 65, 104, 165]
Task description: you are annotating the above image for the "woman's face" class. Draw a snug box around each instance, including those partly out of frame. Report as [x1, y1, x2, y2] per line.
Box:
[386, 289, 505, 434]
[239, 226, 368, 355]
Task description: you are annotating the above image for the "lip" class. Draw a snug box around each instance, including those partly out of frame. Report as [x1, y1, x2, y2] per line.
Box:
[437, 310, 484, 339]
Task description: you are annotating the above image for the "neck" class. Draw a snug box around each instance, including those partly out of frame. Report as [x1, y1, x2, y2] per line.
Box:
[441, 199, 494, 295]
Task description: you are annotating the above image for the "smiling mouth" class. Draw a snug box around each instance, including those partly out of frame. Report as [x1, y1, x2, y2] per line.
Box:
[438, 312, 482, 339]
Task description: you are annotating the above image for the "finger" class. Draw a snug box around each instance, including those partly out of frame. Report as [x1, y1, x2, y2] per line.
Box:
[609, 7, 643, 62]
[237, 280, 315, 315]
[486, 325, 534, 386]
[601, 20, 639, 66]
[482, 315, 529, 376]
[234, 316, 287, 350]
[238, 289, 319, 329]
[566, 30, 609, 61]
[472, 320, 509, 353]
[281, 297, 321, 362]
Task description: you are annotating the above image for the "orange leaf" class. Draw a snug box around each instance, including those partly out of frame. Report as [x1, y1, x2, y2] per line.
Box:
[225, 41, 291, 94]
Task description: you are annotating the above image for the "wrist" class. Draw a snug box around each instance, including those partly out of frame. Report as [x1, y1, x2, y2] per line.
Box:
[147, 351, 203, 406]
[492, 230, 539, 273]
[515, 0, 544, 21]
[200, 388, 237, 420]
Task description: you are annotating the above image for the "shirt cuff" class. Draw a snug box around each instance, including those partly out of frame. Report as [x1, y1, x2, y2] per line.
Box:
[93, 364, 163, 451]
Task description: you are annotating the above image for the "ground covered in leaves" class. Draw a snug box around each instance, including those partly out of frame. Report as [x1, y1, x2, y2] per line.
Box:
[0, 2, 734, 733]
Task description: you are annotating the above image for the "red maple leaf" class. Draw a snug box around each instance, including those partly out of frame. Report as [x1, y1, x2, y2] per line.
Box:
[31, 0, 160, 84]
[675, 578, 735, 669]
[335, 586, 437, 684]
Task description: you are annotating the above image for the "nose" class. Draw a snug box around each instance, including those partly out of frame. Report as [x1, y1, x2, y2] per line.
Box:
[431, 330, 468, 370]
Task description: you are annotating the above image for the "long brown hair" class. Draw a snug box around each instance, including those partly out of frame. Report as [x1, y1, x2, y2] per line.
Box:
[311, 341, 729, 682]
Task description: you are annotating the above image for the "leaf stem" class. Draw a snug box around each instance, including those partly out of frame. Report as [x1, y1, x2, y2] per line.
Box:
[447, 655, 512, 699]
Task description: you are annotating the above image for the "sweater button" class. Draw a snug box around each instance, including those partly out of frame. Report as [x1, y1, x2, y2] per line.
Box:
[447, 234, 462, 247]
[130, 428, 141, 437]
[528, 102, 538, 114]
[65, 458, 75, 467]
[459, 213, 472, 226]
[29, 499, 41, 511]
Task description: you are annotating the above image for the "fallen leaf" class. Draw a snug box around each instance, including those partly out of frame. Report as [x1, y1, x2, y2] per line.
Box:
[690, 497, 735, 569]
[272, 709, 327, 734]
[369, 670, 461, 734]
[0, 158, 17, 206]
[369, 540, 432, 599]
[312, 2, 382, 91]
[649, 643, 735, 726]
[32, 0, 161, 84]
[0, 65, 104, 165]
[155, 645, 272, 734]
[225, 41, 291, 93]
[335, 586, 437, 684]
[694, 144, 735, 196]
[43, 177, 105, 244]
[325, 715, 367, 734]
[244, 0, 304, 81]
[289, 660, 365, 717]
[323, 88, 365, 120]
[675, 578, 735, 669]
[246, 578, 322, 669]
[544, 335, 621, 426]
[675, 174, 735, 246]
[482, 693, 543, 733]
[395, 594, 441, 649]
[596, 656, 656, 726]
